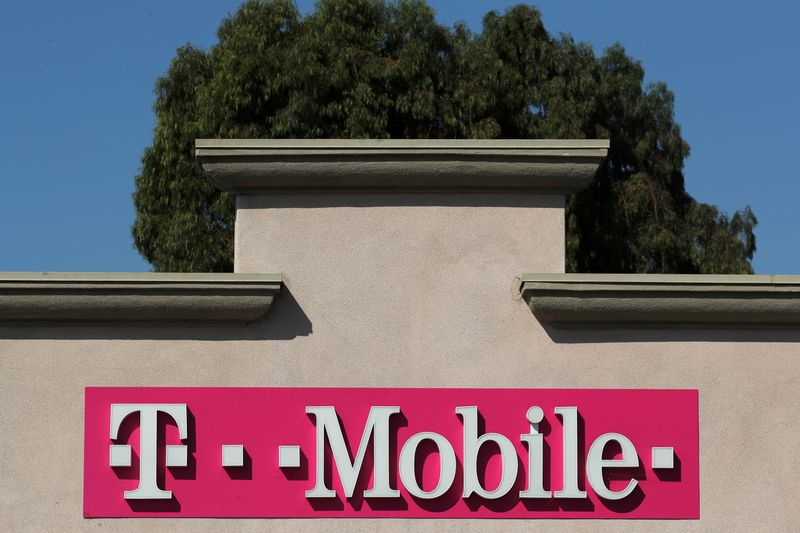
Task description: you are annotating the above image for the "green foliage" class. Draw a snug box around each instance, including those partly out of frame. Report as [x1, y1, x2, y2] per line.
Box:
[133, 0, 756, 273]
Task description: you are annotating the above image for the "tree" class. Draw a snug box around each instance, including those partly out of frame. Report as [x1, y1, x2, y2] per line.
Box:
[133, 0, 757, 274]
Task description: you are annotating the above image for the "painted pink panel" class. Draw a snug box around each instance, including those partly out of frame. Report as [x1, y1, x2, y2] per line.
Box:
[84, 387, 698, 519]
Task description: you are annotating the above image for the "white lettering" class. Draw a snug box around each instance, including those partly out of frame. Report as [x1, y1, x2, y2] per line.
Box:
[399, 432, 456, 499]
[305, 405, 400, 499]
[456, 406, 518, 499]
[109, 404, 188, 500]
[586, 433, 639, 500]
[554, 406, 587, 498]
[519, 406, 550, 499]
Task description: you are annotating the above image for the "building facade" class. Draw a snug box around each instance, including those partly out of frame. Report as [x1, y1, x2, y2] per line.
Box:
[1, 140, 798, 531]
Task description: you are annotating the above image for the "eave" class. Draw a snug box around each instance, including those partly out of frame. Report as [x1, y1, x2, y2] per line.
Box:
[195, 139, 609, 194]
[521, 273, 800, 325]
[0, 273, 282, 322]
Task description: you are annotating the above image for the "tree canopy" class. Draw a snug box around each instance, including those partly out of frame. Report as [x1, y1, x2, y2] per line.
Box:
[133, 0, 757, 273]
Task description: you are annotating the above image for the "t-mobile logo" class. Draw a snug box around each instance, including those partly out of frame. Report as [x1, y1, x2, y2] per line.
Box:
[108, 404, 188, 500]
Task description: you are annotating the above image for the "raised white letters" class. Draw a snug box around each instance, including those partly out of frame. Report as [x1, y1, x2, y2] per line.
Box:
[304, 405, 400, 499]
[302, 404, 648, 502]
[107, 402, 650, 504]
[554, 406, 587, 499]
[457, 406, 519, 499]
[109, 403, 188, 500]
[519, 406, 550, 499]
[399, 432, 456, 499]
[586, 433, 640, 500]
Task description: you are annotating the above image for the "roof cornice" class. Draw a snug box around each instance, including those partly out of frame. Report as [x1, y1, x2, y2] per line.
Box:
[521, 273, 800, 325]
[0, 273, 282, 322]
[195, 139, 609, 194]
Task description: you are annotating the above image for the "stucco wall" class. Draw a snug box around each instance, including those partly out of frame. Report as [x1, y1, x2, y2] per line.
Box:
[1, 191, 799, 531]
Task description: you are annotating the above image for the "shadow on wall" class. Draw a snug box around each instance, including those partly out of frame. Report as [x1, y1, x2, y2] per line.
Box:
[538, 321, 800, 344]
[0, 286, 312, 341]
[236, 192, 564, 210]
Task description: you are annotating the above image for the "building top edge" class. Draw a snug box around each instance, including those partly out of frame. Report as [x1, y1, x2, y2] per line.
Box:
[520, 273, 800, 286]
[0, 272, 282, 284]
[195, 138, 610, 150]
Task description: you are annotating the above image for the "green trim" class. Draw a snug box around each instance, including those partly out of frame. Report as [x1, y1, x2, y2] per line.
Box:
[0, 273, 282, 322]
[0, 272, 282, 283]
[196, 138, 609, 194]
[521, 273, 800, 285]
[196, 138, 610, 150]
[521, 273, 800, 324]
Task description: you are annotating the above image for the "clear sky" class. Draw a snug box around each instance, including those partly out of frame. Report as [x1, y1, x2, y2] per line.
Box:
[1, 1, 797, 273]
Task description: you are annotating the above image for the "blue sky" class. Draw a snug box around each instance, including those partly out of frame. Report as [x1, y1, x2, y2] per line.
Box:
[1, 1, 797, 273]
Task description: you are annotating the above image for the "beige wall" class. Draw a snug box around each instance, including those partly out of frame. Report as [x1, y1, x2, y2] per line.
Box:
[234, 192, 565, 371]
[1, 191, 799, 531]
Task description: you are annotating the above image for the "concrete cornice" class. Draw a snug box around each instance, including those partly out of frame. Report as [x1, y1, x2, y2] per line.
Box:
[0, 273, 282, 322]
[520, 273, 800, 324]
[195, 139, 609, 194]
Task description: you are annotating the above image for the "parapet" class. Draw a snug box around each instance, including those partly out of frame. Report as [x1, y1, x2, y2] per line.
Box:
[195, 139, 609, 193]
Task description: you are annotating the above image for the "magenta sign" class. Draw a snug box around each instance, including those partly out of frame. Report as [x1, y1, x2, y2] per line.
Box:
[83, 387, 699, 519]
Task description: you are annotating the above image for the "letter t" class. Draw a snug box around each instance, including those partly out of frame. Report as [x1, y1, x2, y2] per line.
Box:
[109, 404, 188, 500]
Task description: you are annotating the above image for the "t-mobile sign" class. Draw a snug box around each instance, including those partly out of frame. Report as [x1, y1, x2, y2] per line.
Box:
[83, 387, 699, 519]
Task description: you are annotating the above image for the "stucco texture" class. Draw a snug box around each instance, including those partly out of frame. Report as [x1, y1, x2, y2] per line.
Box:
[1, 192, 799, 531]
